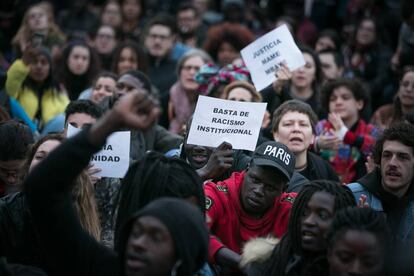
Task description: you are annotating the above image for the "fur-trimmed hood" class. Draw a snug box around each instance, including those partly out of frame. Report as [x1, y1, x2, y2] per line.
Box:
[240, 236, 279, 268]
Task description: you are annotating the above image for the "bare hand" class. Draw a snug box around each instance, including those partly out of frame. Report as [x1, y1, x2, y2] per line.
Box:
[110, 90, 161, 131]
[328, 113, 345, 131]
[317, 133, 342, 150]
[272, 63, 292, 94]
[87, 164, 101, 185]
[22, 45, 40, 65]
[391, 53, 400, 72]
[262, 110, 271, 129]
[365, 155, 376, 173]
[198, 142, 233, 180]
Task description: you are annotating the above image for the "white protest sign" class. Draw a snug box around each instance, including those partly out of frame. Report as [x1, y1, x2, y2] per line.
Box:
[67, 124, 131, 178]
[241, 24, 305, 91]
[187, 96, 267, 151]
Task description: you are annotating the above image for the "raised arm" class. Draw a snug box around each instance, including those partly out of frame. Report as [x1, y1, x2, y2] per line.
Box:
[24, 90, 159, 275]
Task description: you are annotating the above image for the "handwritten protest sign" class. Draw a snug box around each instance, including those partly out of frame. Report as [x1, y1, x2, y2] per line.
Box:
[187, 96, 267, 151]
[241, 24, 305, 91]
[67, 125, 130, 178]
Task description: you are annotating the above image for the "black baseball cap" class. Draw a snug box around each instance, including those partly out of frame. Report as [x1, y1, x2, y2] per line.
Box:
[252, 141, 295, 180]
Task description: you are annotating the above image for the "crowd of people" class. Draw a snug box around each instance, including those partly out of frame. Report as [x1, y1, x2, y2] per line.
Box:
[0, 0, 414, 275]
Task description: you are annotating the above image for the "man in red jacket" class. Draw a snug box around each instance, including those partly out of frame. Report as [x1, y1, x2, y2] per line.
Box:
[205, 141, 297, 270]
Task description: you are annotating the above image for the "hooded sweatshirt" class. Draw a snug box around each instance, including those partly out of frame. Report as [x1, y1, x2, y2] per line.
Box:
[118, 198, 209, 276]
[205, 171, 296, 263]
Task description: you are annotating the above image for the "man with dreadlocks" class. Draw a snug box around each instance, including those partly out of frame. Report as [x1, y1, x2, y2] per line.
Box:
[204, 141, 296, 271]
[243, 180, 356, 276]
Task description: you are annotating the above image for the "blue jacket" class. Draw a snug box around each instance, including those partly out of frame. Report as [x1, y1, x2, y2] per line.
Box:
[348, 170, 414, 243]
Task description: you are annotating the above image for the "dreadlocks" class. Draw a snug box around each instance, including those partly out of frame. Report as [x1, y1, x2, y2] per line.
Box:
[114, 151, 205, 252]
[264, 180, 356, 275]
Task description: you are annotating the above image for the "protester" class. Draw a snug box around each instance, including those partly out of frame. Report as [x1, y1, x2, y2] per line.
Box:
[12, 2, 66, 58]
[347, 123, 414, 265]
[100, 0, 123, 30]
[342, 17, 392, 110]
[203, 22, 254, 67]
[120, 0, 146, 41]
[318, 49, 345, 84]
[326, 207, 391, 276]
[316, 78, 379, 183]
[176, 3, 207, 48]
[314, 29, 342, 53]
[371, 66, 414, 129]
[0, 120, 33, 196]
[205, 141, 296, 271]
[247, 180, 356, 275]
[91, 25, 118, 70]
[261, 46, 323, 117]
[110, 41, 148, 75]
[272, 100, 339, 186]
[78, 71, 117, 103]
[168, 49, 212, 134]
[105, 70, 181, 161]
[63, 100, 121, 248]
[24, 91, 208, 276]
[55, 41, 100, 100]
[6, 46, 69, 134]
[0, 133, 100, 272]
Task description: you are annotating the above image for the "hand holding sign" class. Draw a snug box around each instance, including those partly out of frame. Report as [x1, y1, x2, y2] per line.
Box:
[241, 24, 305, 91]
[197, 142, 234, 181]
[272, 63, 292, 94]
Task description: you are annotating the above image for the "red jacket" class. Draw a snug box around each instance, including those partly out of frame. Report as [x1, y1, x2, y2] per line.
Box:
[204, 171, 296, 263]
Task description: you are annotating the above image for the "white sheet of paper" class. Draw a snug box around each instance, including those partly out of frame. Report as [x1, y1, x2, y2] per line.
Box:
[241, 24, 305, 91]
[67, 124, 131, 178]
[187, 96, 267, 151]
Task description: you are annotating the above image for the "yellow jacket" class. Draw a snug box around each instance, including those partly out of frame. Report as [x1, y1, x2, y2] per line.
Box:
[6, 59, 69, 124]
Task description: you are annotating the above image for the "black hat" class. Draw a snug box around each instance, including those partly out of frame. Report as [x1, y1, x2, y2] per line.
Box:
[252, 141, 295, 180]
[119, 198, 208, 276]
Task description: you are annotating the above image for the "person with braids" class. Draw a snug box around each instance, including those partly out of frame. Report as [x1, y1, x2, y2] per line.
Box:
[348, 122, 414, 269]
[326, 207, 391, 276]
[23, 91, 209, 276]
[244, 180, 356, 276]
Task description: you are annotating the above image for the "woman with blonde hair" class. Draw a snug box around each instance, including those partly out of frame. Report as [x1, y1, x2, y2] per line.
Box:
[12, 2, 66, 57]
[0, 134, 100, 272]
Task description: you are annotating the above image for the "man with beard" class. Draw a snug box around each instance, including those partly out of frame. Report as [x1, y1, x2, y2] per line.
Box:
[348, 122, 414, 274]
[176, 3, 207, 48]
[205, 141, 297, 271]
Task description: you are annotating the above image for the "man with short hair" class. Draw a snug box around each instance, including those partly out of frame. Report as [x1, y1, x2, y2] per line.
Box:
[176, 3, 207, 47]
[0, 120, 33, 196]
[143, 15, 184, 128]
[64, 99, 103, 135]
[348, 123, 414, 258]
[318, 49, 344, 83]
[205, 141, 296, 269]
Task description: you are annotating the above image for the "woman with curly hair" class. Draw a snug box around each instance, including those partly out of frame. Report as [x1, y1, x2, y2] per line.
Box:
[203, 22, 255, 67]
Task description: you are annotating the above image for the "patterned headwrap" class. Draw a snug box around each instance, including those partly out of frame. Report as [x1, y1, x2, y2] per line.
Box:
[195, 62, 251, 96]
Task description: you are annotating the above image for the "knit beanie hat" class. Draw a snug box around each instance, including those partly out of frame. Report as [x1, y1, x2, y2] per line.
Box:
[118, 198, 209, 276]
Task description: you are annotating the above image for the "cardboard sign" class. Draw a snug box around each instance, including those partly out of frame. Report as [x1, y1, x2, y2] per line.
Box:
[187, 96, 266, 151]
[67, 125, 130, 178]
[241, 24, 305, 91]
